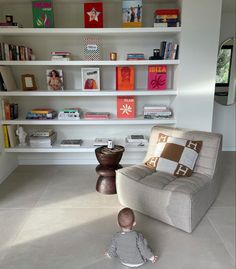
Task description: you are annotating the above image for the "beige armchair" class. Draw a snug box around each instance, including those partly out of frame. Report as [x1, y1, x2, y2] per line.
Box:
[116, 126, 222, 233]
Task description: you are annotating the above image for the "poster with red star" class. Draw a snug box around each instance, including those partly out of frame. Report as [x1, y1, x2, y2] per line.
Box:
[117, 96, 135, 118]
[84, 2, 103, 28]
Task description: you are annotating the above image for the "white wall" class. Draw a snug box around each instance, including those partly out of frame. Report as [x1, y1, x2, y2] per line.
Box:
[176, 0, 222, 131]
[212, 9, 236, 151]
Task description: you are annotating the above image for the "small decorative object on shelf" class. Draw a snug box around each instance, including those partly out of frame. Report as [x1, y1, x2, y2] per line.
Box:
[0, 66, 17, 91]
[107, 139, 113, 149]
[149, 49, 162, 60]
[58, 108, 82, 120]
[122, 0, 142, 28]
[32, 0, 54, 28]
[117, 96, 135, 118]
[110, 52, 117, 61]
[21, 74, 37, 91]
[83, 37, 102, 61]
[46, 69, 64, 91]
[116, 66, 135, 91]
[147, 65, 167, 90]
[84, 2, 103, 28]
[16, 126, 27, 147]
[81, 68, 100, 91]
[154, 8, 180, 27]
[0, 15, 21, 28]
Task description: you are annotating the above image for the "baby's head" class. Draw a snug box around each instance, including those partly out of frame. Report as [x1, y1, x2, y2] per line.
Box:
[118, 207, 136, 230]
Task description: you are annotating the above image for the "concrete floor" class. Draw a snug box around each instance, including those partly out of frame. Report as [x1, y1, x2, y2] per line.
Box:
[0, 152, 235, 269]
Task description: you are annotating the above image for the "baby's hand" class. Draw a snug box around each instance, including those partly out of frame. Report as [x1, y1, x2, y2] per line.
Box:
[150, 255, 158, 264]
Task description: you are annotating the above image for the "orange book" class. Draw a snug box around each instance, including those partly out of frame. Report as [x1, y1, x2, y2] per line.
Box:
[117, 96, 135, 118]
[4, 102, 11, 120]
[116, 66, 135, 91]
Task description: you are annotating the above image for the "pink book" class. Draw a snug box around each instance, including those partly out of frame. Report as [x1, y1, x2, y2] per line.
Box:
[147, 65, 167, 90]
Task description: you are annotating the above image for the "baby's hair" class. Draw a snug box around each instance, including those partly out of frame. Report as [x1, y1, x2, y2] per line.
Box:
[118, 207, 135, 229]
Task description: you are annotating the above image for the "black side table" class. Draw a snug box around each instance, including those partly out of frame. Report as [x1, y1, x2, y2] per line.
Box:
[95, 145, 125, 194]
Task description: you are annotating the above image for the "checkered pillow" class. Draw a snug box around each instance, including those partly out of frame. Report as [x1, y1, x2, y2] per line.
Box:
[145, 133, 202, 177]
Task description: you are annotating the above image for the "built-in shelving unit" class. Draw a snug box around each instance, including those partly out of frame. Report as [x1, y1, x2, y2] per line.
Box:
[0, 0, 181, 159]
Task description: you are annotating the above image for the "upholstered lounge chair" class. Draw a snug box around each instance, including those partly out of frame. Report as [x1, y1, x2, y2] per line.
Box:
[116, 126, 222, 233]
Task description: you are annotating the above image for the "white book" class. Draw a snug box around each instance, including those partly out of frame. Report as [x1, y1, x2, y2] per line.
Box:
[0, 66, 17, 91]
[126, 135, 148, 143]
[93, 138, 108, 146]
[60, 139, 83, 147]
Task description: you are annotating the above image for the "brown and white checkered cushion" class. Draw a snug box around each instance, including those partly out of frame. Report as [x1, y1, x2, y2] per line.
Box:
[145, 133, 202, 177]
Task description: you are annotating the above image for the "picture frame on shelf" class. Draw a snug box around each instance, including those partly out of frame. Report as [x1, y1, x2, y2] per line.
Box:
[81, 68, 100, 91]
[46, 69, 64, 91]
[21, 74, 37, 91]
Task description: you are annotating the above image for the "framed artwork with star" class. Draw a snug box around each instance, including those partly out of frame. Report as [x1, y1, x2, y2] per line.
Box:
[84, 2, 103, 28]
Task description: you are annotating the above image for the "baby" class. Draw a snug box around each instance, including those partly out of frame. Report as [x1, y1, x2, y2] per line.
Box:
[105, 207, 158, 267]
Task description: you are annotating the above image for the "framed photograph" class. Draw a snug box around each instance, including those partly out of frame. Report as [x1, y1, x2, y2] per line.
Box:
[21, 74, 37, 91]
[46, 69, 64, 91]
[81, 68, 100, 91]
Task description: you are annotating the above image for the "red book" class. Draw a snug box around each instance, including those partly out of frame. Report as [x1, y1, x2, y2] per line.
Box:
[155, 9, 180, 15]
[147, 65, 167, 90]
[84, 2, 103, 28]
[117, 96, 135, 118]
[116, 66, 135, 91]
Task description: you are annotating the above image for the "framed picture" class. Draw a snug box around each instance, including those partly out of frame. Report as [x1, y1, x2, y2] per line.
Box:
[81, 68, 100, 91]
[21, 74, 37, 91]
[46, 69, 64, 91]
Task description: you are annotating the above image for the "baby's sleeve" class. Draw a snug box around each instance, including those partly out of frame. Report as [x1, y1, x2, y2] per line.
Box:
[137, 232, 154, 260]
[106, 235, 118, 258]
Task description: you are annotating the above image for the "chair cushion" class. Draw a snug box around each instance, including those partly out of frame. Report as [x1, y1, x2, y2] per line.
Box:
[145, 133, 202, 177]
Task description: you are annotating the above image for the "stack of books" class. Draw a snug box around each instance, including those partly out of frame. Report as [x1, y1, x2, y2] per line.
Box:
[58, 108, 82, 120]
[84, 112, 110, 120]
[127, 53, 145, 60]
[51, 51, 71, 61]
[29, 129, 57, 147]
[93, 138, 108, 146]
[26, 108, 57, 120]
[143, 105, 172, 119]
[154, 9, 180, 27]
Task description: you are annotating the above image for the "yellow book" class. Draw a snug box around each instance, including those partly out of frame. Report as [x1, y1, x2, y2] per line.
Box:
[2, 125, 10, 148]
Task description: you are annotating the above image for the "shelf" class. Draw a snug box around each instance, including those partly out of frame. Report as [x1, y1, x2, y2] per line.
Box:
[0, 27, 181, 36]
[1, 118, 176, 125]
[0, 60, 180, 66]
[0, 89, 178, 97]
[4, 140, 148, 153]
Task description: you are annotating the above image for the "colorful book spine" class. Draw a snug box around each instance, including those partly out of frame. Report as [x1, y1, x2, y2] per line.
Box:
[2, 125, 10, 148]
[147, 65, 167, 90]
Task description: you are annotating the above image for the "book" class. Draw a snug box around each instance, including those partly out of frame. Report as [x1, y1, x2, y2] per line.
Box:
[84, 2, 103, 28]
[122, 0, 142, 28]
[126, 135, 148, 143]
[116, 66, 135, 91]
[30, 128, 54, 137]
[84, 112, 110, 119]
[83, 37, 102, 61]
[29, 132, 57, 147]
[32, 0, 54, 28]
[7, 125, 18, 147]
[117, 96, 135, 118]
[46, 69, 64, 91]
[147, 65, 167, 90]
[60, 139, 83, 147]
[0, 66, 17, 91]
[93, 138, 108, 146]
[81, 68, 100, 91]
[2, 125, 10, 148]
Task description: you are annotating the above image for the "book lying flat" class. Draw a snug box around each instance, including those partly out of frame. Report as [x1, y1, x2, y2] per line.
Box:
[60, 139, 83, 147]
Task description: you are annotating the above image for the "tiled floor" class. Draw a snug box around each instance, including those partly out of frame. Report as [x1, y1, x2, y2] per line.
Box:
[0, 152, 235, 269]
